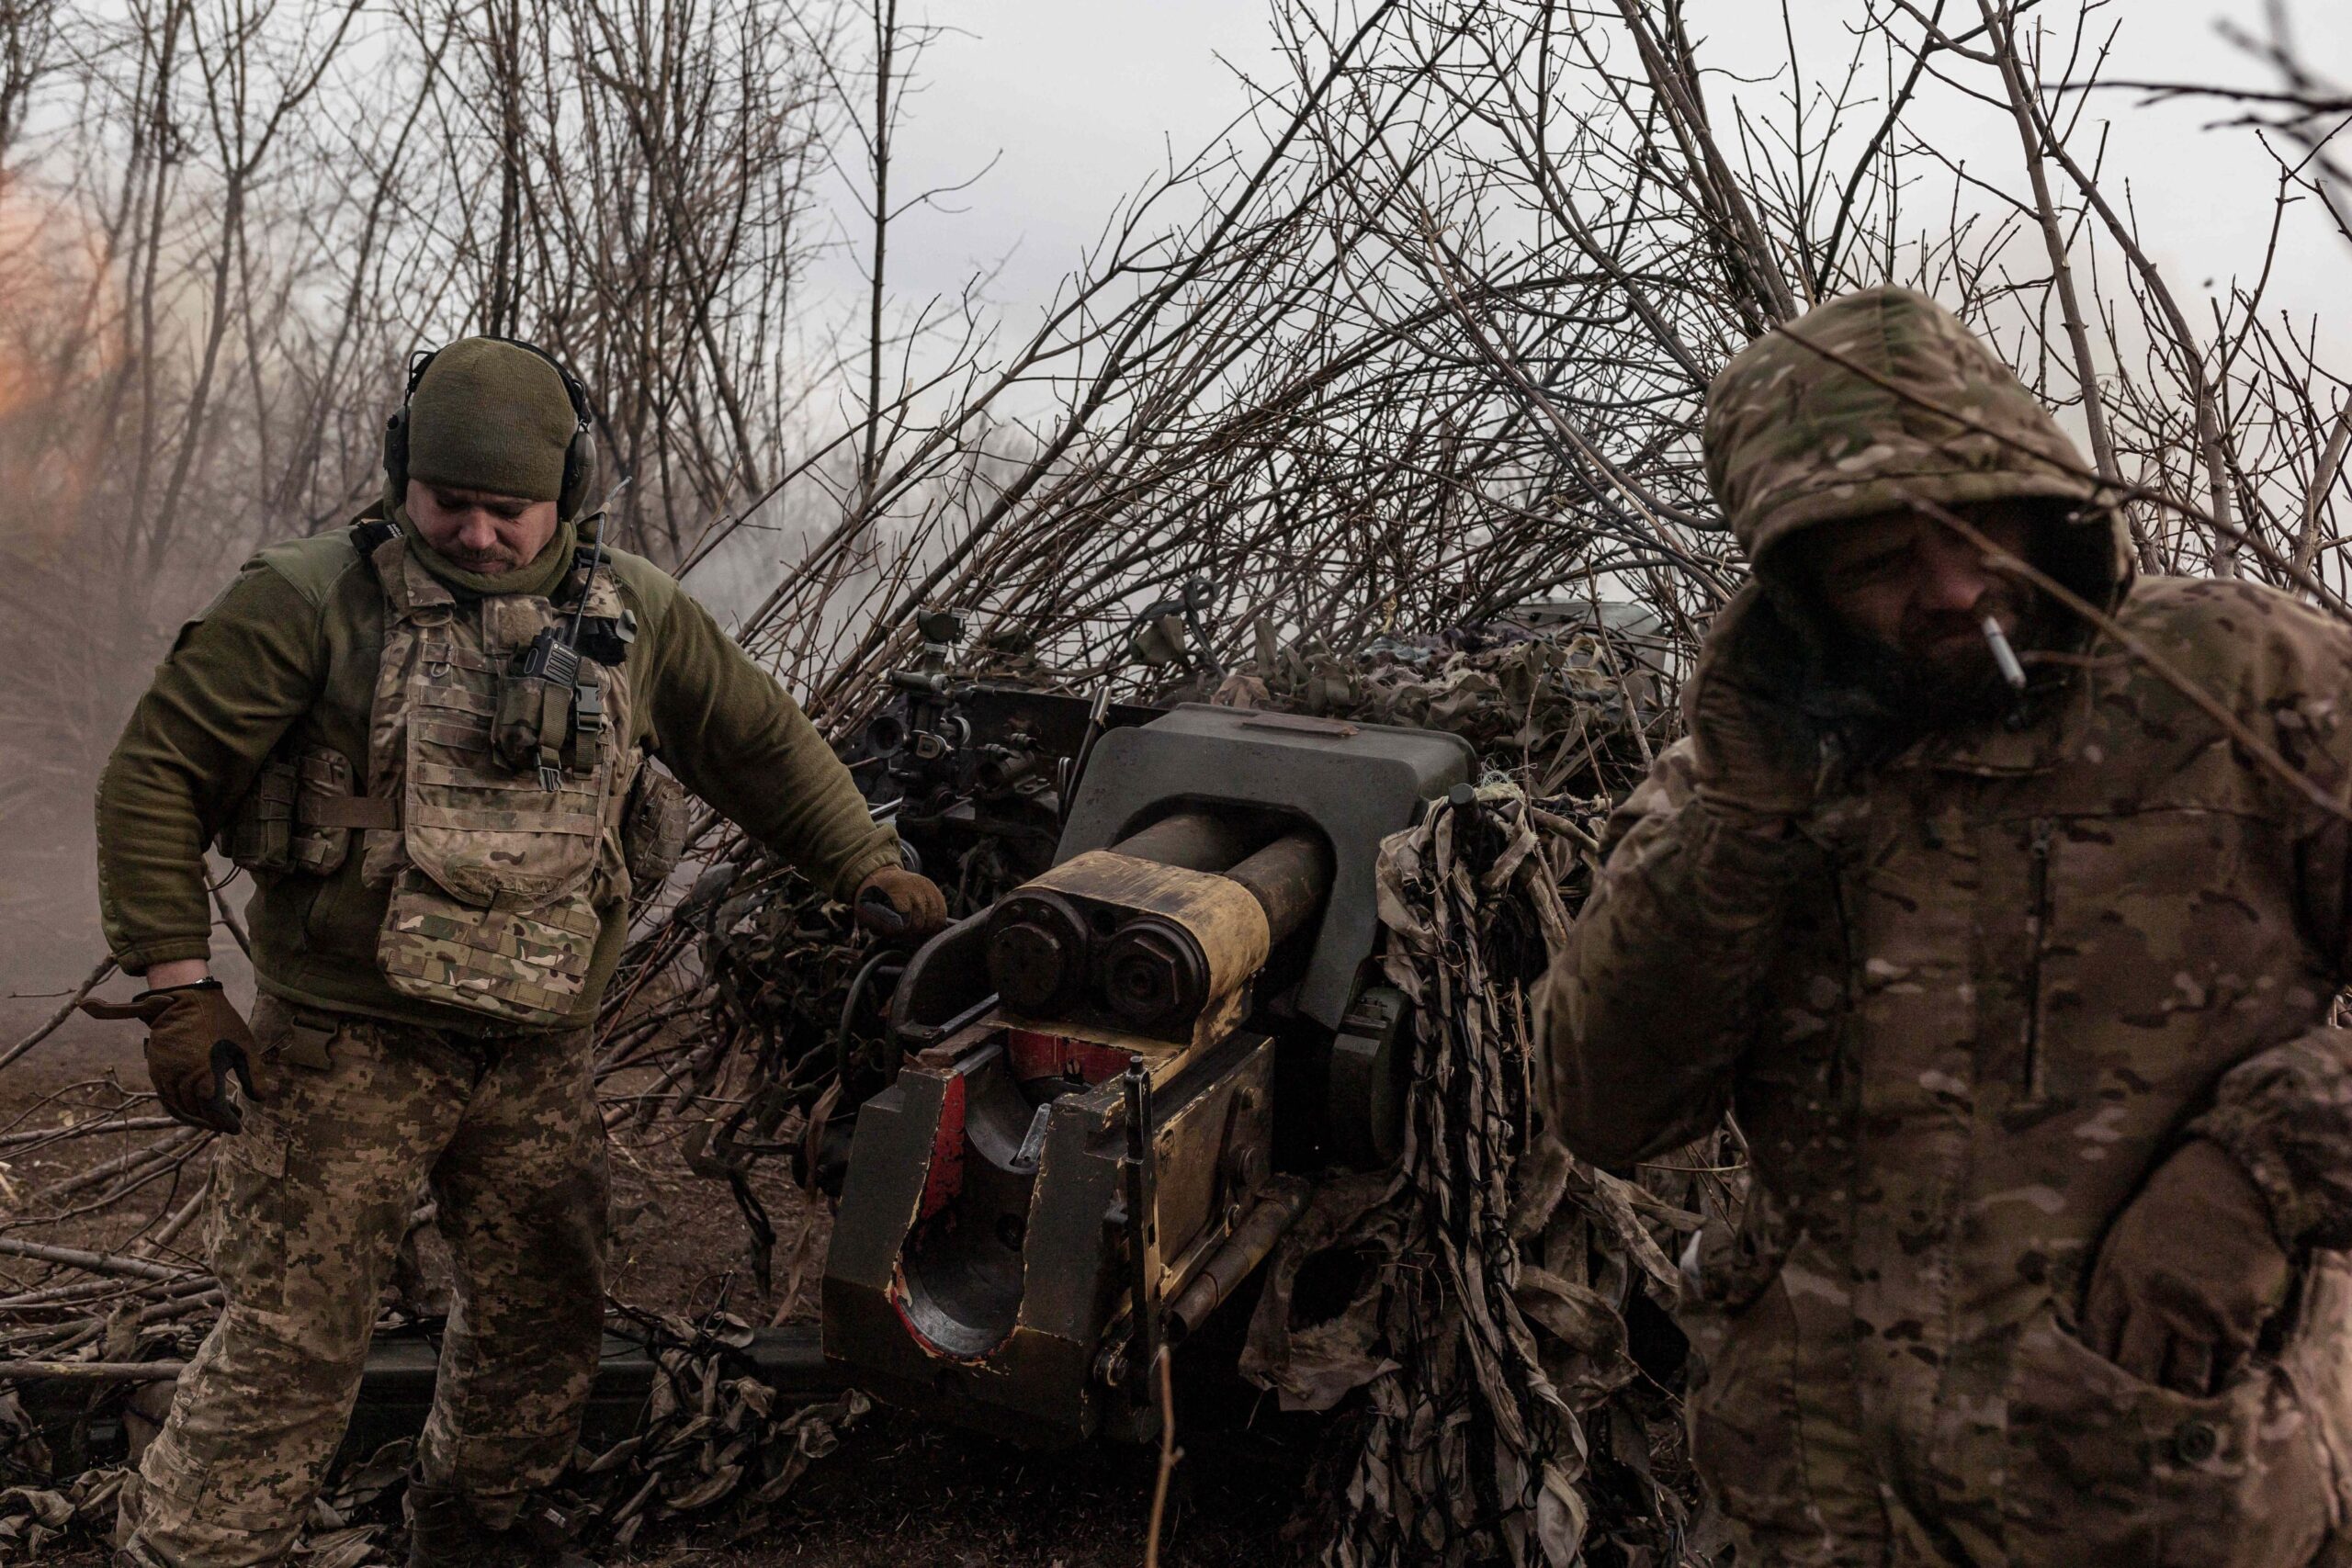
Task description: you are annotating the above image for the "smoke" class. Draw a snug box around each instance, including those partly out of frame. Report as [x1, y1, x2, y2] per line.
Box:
[0, 177, 133, 996]
[0, 175, 111, 561]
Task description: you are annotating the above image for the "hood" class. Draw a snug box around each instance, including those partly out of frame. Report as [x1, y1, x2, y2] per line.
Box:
[1703, 286, 2130, 610]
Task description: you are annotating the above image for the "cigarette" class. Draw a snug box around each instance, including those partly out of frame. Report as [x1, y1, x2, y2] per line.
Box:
[1982, 615, 2028, 692]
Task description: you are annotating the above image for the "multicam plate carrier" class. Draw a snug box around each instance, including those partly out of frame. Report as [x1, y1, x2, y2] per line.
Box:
[365, 535, 639, 1025]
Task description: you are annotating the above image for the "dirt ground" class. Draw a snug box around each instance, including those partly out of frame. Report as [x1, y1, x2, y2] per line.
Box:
[1, 928, 1321, 1567]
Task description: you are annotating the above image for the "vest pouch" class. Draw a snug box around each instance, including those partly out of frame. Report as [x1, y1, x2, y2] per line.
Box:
[491, 655, 575, 779]
[289, 747, 357, 876]
[401, 634, 605, 909]
[621, 767, 689, 891]
[217, 757, 298, 874]
[378, 866, 601, 1026]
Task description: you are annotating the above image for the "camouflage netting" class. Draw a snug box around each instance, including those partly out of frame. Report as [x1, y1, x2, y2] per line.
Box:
[1178, 619, 1724, 1564]
[557, 1315, 869, 1551]
[1212, 615, 1670, 799]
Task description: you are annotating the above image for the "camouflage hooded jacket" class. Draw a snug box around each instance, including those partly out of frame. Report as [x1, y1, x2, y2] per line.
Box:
[1540, 288, 2352, 1566]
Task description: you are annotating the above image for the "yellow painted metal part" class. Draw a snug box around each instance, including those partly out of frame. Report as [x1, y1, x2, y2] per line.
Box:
[1020, 849, 1271, 1002]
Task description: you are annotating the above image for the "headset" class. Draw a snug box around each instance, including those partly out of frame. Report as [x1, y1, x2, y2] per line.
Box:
[381, 336, 598, 522]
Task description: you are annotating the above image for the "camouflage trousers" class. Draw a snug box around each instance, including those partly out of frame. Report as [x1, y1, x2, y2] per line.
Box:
[118, 994, 608, 1568]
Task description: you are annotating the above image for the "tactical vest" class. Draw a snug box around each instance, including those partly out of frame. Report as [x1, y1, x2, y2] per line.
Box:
[220, 521, 689, 1026]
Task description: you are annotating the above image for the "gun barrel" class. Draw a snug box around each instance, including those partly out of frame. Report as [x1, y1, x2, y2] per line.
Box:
[1108, 809, 1261, 873]
[1220, 830, 1333, 948]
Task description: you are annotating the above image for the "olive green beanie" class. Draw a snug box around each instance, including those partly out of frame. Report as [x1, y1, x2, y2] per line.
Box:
[406, 338, 579, 502]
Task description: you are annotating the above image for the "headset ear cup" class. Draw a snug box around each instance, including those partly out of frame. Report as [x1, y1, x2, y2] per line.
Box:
[382, 410, 409, 500]
[384, 344, 437, 504]
[560, 430, 596, 521]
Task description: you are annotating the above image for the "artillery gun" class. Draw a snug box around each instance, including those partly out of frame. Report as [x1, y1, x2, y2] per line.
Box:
[824, 702, 1472, 1443]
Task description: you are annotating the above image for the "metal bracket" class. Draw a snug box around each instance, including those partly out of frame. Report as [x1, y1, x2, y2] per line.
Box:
[1120, 1061, 1163, 1406]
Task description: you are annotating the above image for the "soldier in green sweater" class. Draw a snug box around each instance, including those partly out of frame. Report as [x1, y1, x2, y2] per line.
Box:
[85, 339, 945, 1568]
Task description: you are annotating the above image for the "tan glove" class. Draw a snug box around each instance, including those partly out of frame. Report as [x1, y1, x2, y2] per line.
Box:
[80, 979, 260, 1134]
[1686, 584, 1819, 823]
[2084, 1139, 2292, 1395]
[854, 865, 948, 940]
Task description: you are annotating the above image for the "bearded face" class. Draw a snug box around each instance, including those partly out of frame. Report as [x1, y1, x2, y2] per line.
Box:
[1792, 500, 2055, 725]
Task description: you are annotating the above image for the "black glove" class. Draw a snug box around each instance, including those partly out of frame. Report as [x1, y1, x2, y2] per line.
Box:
[81, 979, 260, 1134]
[2083, 1139, 2292, 1394]
[854, 865, 948, 940]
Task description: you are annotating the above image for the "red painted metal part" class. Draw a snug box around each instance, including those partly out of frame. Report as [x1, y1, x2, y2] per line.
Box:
[915, 1071, 968, 1224]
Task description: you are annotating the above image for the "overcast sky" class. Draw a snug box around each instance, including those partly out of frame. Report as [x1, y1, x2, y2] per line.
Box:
[837, 0, 2348, 351]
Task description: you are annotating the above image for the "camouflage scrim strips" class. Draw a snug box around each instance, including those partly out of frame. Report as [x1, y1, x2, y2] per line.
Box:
[1702, 285, 2100, 566]
[1541, 288, 2352, 1563]
[119, 996, 607, 1568]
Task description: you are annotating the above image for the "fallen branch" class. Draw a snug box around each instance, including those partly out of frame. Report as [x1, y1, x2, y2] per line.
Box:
[0, 1239, 202, 1283]
[0, 1359, 187, 1382]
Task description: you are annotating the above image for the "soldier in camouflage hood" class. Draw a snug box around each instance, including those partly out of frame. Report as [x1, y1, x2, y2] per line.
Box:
[1540, 287, 2352, 1564]
[85, 339, 947, 1568]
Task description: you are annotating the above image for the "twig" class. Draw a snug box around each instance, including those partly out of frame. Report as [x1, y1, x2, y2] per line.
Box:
[2297, 403, 2352, 579]
[1582, 571, 1655, 767]
[209, 880, 253, 959]
[0, 1269, 218, 1314]
[1975, 0, 2124, 496]
[0, 1116, 177, 1151]
[28, 1126, 205, 1205]
[0, 956, 116, 1076]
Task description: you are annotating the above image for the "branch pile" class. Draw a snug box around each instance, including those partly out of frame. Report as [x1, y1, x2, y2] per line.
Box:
[1213, 615, 1669, 801]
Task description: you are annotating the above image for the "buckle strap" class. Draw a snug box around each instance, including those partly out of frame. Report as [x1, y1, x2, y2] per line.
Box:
[300, 795, 400, 830]
[352, 516, 400, 556]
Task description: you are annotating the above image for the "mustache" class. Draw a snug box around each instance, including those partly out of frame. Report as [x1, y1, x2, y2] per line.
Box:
[1896, 584, 2030, 656]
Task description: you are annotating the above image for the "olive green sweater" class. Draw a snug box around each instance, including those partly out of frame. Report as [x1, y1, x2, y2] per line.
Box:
[96, 520, 899, 1029]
